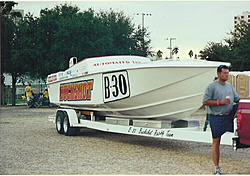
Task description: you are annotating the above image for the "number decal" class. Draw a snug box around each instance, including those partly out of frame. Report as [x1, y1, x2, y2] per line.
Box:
[112, 75, 119, 97]
[119, 74, 127, 95]
[103, 71, 130, 102]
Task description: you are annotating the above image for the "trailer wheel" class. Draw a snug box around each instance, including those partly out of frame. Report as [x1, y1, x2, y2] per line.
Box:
[56, 112, 64, 134]
[63, 115, 76, 136]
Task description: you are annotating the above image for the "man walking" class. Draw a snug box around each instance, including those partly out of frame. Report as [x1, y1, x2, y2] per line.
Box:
[203, 65, 241, 175]
[25, 83, 34, 108]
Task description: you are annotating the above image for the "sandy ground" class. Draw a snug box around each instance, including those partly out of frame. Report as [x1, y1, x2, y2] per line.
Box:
[0, 106, 249, 175]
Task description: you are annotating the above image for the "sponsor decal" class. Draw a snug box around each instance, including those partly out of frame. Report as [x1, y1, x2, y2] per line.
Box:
[60, 79, 93, 101]
[103, 71, 130, 102]
[94, 60, 141, 66]
[127, 127, 174, 138]
[82, 71, 88, 75]
[59, 76, 69, 80]
[58, 72, 64, 77]
[66, 70, 71, 75]
[47, 74, 57, 83]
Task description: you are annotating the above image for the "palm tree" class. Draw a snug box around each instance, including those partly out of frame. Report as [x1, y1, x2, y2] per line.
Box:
[188, 50, 194, 58]
[172, 47, 179, 58]
[156, 50, 163, 60]
[194, 54, 198, 59]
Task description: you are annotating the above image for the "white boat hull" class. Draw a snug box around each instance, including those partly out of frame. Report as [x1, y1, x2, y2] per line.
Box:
[47, 56, 229, 121]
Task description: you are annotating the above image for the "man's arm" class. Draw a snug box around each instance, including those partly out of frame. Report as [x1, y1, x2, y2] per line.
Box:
[203, 98, 230, 106]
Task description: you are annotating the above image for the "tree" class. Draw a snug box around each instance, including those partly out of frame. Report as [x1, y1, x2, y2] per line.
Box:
[130, 25, 151, 56]
[14, 13, 39, 77]
[0, 1, 17, 14]
[226, 20, 250, 71]
[188, 50, 193, 58]
[172, 47, 179, 58]
[1, 3, 153, 106]
[36, 4, 88, 79]
[98, 9, 133, 55]
[1, 1, 23, 106]
[1, 1, 19, 72]
[199, 42, 230, 62]
[156, 50, 163, 60]
[199, 20, 250, 71]
[34, 4, 152, 79]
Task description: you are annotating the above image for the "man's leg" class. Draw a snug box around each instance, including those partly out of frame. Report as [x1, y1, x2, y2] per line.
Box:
[27, 96, 30, 107]
[212, 137, 222, 174]
[39, 97, 47, 105]
[212, 137, 221, 166]
[37, 98, 41, 105]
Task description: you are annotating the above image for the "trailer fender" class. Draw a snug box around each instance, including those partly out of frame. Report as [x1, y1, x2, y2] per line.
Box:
[56, 109, 78, 127]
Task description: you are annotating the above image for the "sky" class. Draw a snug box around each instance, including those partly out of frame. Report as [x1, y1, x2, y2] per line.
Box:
[13, 0, 250, 59]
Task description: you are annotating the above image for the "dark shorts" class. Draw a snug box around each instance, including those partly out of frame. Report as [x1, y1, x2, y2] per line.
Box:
[208, 104, 238, 139]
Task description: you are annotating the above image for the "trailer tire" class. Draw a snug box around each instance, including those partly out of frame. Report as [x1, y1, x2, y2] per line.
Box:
[63, 115, 76, 136]
[56, 112, 65, 134]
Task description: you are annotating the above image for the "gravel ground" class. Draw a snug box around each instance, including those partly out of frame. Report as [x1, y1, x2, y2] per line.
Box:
[0, 106, 250, 175]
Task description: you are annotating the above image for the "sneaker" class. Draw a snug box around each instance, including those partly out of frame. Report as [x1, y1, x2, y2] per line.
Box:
[214, 166, 221, 175]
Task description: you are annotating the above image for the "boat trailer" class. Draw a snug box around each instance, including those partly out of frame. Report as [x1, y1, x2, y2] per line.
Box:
[48, 100, 250, 151]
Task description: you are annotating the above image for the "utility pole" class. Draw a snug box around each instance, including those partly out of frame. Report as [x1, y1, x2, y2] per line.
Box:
[165, 38, 176, 59]
[134, 13, 152, 31]
[134, 13, 152, 53]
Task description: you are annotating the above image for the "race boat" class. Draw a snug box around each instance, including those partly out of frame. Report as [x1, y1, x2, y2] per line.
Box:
[47, 55, 229, 121]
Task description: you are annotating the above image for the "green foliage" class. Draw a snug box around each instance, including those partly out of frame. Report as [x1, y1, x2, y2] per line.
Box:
[1, 1, 23, 105]
[188, 50, 193, 58]
[1, 1, 21, 75]
[1, 3, 151, 80]
[1, 16, 15, 71]
[156, 50, 163, 58]
[226, 21, 250, 71]
[1, 2, 152, 105]
[0, 1, 18, 16]
[199, 21, 250, 71]
[172, 47, 179, 58]
[35, 4, 151, 79]
[199, 42, 230, 62]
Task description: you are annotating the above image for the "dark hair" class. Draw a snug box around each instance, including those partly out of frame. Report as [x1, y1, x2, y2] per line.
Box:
[217, 65, 229, 73]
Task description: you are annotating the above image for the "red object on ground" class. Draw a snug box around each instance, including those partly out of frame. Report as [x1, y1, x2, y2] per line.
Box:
[237, 100, 250, 146]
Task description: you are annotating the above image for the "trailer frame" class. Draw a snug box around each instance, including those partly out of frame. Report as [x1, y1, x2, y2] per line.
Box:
[48, 108, 250, 150]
